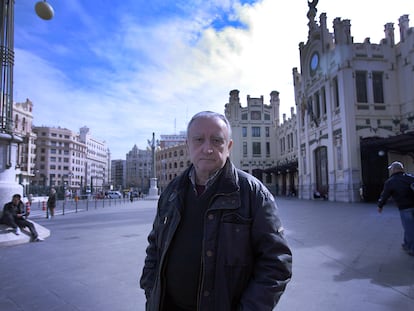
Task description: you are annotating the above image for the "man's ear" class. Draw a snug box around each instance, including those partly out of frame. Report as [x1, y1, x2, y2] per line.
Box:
[228, 139, 233, 152]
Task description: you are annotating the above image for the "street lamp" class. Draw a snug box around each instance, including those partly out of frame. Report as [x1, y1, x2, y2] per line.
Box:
[0, 0, 55, 204]
[35, 1, 54, 20]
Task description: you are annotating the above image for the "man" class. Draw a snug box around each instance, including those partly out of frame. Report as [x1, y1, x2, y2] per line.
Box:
[378, 161, 414, 256]
[140, 111, 292, 310]
[1, 194, 41, 242]
[47, 188, 56, 218]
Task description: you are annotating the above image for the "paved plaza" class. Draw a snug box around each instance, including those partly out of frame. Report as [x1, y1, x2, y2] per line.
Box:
[0, 197, 413, 310]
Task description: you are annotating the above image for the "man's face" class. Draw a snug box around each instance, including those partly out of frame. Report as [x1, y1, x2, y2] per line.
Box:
[187, 116, 233, 179]
[12, 197, 20, 205]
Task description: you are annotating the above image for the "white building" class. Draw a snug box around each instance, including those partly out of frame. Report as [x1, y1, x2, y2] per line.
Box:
[79, 126, 110, 193]
[13, 99, 37, 196]
[293, 4, 414, 202]
[125, 145, 151, 193]
[32, 126, 87, 196]
[225, 90, 279, 190]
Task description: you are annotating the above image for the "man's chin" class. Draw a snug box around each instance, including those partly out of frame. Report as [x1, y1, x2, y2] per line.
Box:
[196, 164, 219, 175]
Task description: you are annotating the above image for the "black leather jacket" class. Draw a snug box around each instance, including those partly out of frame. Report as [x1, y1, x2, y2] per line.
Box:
[1, 201, 25, 220]
[378, 172, 414, 210]
[140, 160, 292, 311]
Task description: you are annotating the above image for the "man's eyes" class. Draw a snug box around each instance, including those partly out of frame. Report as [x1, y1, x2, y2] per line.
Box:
[193, 138, 204, 143]
[212, 138, 224, 145]
[192, 137, 224, 145]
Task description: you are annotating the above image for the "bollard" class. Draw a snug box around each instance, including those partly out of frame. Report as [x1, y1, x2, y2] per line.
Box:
[25, 201, 31, 219]
[42, 201, 46, 211]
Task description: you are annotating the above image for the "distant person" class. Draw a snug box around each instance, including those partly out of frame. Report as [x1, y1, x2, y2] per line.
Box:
[378, 161, 414, 256]
[130, 191, 134, 203]
[140, 111, 292, 310]
[0, 194, 41, 242]
[47, 188, 57, 219]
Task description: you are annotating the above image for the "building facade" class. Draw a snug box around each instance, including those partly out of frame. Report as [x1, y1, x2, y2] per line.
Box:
[156, 143, 190, 192]
[293, 4, 414, 202]
[159, 132, 186, 149]
[79, 126, 110, 193]
[225, 90, 279, 191]
[125, 145, 151, 193]
[32, 126, 87, 197]
[13, 99, 37, 195]
[111, 159, 126, 191]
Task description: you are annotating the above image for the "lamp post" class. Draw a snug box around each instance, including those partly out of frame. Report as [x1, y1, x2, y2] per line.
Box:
[0, 0, 54, 204]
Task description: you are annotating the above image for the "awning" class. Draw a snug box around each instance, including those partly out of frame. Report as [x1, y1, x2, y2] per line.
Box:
[360, 132, 414, 153]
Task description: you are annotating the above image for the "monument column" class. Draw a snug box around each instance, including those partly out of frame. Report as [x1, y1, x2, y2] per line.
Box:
[147, 132, 159, 200]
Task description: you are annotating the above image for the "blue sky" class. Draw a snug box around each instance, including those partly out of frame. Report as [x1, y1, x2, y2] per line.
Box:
[14, 0, 413, 159]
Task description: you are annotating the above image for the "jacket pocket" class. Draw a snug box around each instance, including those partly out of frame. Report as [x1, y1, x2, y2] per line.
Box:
[219, 212, 253, 265]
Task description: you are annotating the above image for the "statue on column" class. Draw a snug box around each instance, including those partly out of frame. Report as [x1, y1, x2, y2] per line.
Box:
[146, 132, 159, 200]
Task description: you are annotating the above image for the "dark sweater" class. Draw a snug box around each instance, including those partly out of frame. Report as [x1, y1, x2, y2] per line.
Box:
[165, 181, 217, 310]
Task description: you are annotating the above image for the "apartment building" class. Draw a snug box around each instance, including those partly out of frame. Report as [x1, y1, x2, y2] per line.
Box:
[79, 126, 110, 193]
[125, 145, 151, 193]
[159, 132, 186, 149]
[111, 159, 126, 191]
[156, 143, 190, 192]
[32, 126, 87, 196]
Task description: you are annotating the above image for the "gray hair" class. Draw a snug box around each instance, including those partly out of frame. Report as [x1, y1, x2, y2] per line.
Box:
[187, 111, 232, 140]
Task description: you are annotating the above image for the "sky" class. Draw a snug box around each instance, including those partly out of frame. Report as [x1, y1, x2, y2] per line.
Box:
[14, 0, 413, 159]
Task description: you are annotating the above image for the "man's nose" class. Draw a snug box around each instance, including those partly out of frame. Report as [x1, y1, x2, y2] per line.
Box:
[203, 142, 213, 154]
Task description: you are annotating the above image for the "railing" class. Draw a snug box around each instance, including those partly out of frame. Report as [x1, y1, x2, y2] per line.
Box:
[25, 195, 145, 219]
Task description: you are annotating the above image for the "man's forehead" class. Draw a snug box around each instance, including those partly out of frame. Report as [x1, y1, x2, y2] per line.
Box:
[190, 117, 227, 131]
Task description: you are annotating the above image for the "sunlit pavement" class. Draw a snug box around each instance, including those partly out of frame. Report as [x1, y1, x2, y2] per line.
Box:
[0, 197, 413, 311]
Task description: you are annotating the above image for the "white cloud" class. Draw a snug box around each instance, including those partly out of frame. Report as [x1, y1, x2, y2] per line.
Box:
[13, 0, 414, 159]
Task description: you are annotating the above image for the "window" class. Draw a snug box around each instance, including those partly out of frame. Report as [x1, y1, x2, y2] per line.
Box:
[251, 111, 261, 120]
[314, 91, 321, 119]
[321, 87, 327, 115]
[266, 142, 270, 157]
[265, 173, 272, 184]
[242, 127, 247, 137]
[243, 142, 247, 157]
[241, 113, 248, 120]
[264, 114, 270, 120]
[333, 77, 340, 108]
[355, 71, 368, 103]
[265, 127, 270, 137]
[372, 72, 384, 103]
[14, 115, 19, 129]
[336, 145, 343, 170]
[252, 142, 261, 157]
[252, 127, 261, 137]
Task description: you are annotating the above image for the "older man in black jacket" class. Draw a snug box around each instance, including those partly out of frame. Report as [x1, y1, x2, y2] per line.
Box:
[378, 161, 414, 256]
[140, 111, 292, 311]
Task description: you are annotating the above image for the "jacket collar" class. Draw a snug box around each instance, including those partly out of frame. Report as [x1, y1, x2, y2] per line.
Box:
[170, 159, 239, 199]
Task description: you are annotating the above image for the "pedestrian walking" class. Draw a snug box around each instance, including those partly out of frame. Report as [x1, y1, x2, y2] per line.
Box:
[378, 161, 414, 256]
[140, 111, 292, 310]
[47, 188, 57, 218]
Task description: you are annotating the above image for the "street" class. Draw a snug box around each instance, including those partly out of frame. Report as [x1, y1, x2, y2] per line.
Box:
[0, 197, 413, 310]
